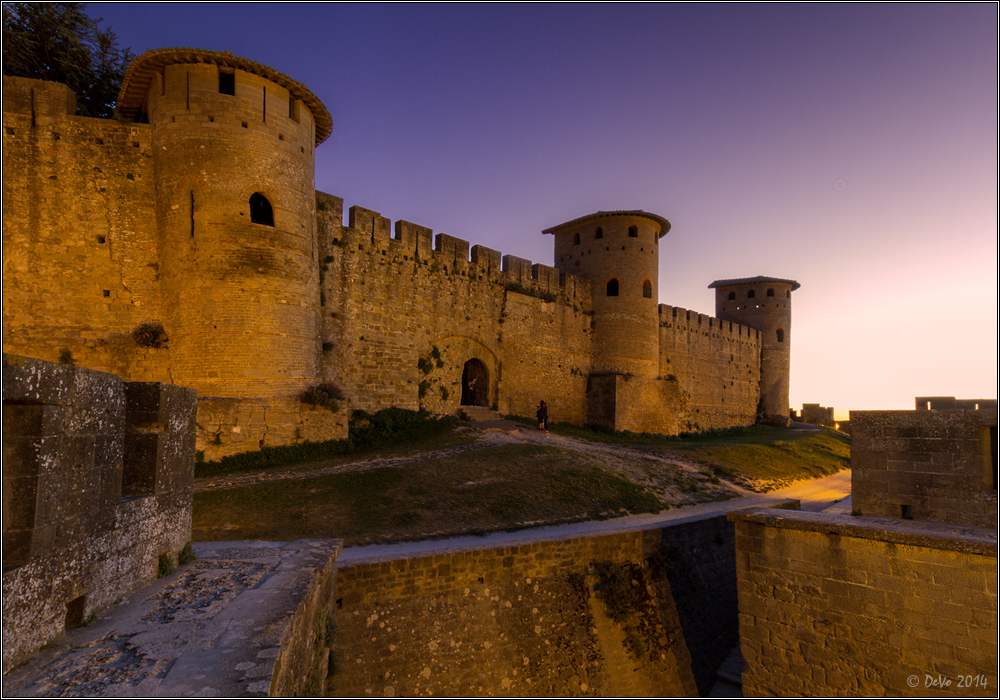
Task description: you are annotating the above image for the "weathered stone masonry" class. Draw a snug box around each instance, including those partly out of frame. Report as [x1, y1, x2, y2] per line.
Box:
[2, 355, 196, 674]
[331, 505, 801, 698]
[850, 409, 997, 528]
[3, 47, 798, 460]
[731, 508, 997, 697]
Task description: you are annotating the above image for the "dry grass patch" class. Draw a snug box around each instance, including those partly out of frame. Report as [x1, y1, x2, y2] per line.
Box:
[193, 444, 662, 545]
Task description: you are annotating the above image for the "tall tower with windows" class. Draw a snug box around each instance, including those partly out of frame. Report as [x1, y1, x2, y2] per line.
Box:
[544, 210, 670, 379]
[709, 276, 799, 424]
[116, 49, 333, 399]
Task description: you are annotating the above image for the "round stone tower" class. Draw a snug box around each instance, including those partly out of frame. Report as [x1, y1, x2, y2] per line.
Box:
[544, 211, 670, 379]
[117, 49, 333, 399]
[709, 276, 800, 424]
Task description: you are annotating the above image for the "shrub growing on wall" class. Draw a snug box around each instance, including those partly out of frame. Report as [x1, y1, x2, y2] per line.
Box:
[132, 322, 165, 348]
[299, 382, 345, 412]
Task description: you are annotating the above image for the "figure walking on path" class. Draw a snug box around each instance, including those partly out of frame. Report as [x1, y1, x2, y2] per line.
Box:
[536, 400, 549, 431]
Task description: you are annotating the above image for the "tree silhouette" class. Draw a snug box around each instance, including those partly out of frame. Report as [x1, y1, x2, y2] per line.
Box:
[3, 3, 134, 118]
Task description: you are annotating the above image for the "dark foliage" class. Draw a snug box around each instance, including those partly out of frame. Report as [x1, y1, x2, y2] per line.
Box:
[3, 3, 134, 118]
[132, 322, 165, 348]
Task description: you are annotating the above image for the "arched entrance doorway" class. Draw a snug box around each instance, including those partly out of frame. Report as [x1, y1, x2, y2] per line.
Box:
[461, 358, 489, 406]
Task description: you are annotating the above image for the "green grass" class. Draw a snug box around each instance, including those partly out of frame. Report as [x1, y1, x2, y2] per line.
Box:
[193, 417, 849, 545]
[668, 427, 851, 489]
[193, 444, 662, 545]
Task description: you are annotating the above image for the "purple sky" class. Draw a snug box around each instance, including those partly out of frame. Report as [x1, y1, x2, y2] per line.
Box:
[90, 4, 998, 419]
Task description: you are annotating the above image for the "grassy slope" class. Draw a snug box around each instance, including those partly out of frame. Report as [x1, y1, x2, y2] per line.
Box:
[192, 422, 850, 545]
[193, 444, 661, 545]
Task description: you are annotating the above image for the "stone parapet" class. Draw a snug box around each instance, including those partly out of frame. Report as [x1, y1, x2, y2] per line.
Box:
[731, 507, 997, 697]
[850, 409, 998, 528]
[2, 355, 197, 674]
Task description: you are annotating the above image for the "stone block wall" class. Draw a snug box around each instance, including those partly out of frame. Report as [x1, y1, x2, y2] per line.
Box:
[731, 508, 998, 697]
[916, 396, 997, 411]
[800, 403, 835, 426]
[2, 355, 197, 673]
[851, 409, 998, 528]
[329, 507, 801, 698]
[317, 196, 597, 425]
[332, 528, 699, 697]
[2, 76, 166, 382]
[658, 305, 761, 432]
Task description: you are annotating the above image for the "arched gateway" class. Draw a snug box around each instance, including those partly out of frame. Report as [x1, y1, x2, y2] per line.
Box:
[461, 359, 489, 406]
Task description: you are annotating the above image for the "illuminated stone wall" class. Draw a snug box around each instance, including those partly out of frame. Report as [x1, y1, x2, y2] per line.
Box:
[332, 528, 700, 697]
[3, 50, 791, 457]
[731, 508, 997, 697]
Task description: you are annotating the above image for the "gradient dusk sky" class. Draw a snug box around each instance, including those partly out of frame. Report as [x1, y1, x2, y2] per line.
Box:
[89, 3, 998, 419]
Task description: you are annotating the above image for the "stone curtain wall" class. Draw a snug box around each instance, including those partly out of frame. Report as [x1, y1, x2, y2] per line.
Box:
[658, 305, 761, 432]
[2, 356, 196, 673]
[2, 77, 167, 382]
[317, 196, 596, 424]
[851, 409, 998, 528]
[3, 67, 769, 460]
[731, 508, 998, 697]
[316, 196, 768, 431]
[332, 528, 702, 697]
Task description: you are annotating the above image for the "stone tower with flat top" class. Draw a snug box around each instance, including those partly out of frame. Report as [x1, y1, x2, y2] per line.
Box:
[545, 210, 670, 379]
[710, 276, 799, 425]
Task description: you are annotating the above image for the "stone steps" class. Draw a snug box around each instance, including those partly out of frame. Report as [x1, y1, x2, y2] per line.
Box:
[458, 406, 504, 422]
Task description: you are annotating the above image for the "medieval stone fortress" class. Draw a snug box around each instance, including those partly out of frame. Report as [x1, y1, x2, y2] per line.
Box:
[3, 48, 995, 698]
[3, 48, 797, 460]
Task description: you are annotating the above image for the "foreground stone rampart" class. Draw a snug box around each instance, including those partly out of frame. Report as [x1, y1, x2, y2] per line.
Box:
[850, 408, 997, 527]
[332, 503, 797, 698]
[731, 508, 998, 697]
[2, 540, 342, 697]
[2, 355, 196, 673]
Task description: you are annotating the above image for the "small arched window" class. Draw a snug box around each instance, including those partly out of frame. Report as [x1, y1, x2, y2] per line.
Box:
[628, 225, 638, 238]
[250, 193, 274, 226]
[595, 227, 603, 239]
[727, 291, 736, 300]
[573, 232, 580, 245]
[642, 280, 652, 299]
[776, 329, 785, 343]
[786, 290, 791, 298]
[606, 279, 619, 297]
[747, 290, 755, 299]
[766, 288, 774, 297]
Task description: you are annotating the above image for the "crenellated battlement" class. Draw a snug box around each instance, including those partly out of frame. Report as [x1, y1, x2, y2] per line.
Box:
[3, 51, 789, 460]
[658, 304, 760, 343]
[334, 202, 592, 303]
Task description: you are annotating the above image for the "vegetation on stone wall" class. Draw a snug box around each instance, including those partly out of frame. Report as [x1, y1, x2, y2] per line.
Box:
[298, 382, 345, 412]
[2, 3, 134, 118]
[591, 560, 672, 662]
[157, 553, 175, 578]
[178, 542, 196, 566]
[132, 322, 166, 348]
